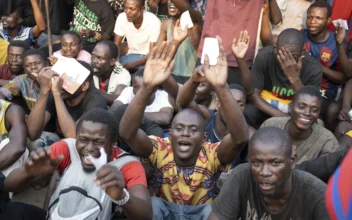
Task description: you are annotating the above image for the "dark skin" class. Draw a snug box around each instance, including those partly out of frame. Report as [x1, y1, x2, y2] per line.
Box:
[335, 25, 352, 78]
[285, 94, 320, 143]
[4, 120, 152, 220]
[155, 0, 202, 51]
[2, 0, 45, 40]
[112, 75, 173, 126]
[91, 43, 126, 105]
[0, 46, 25, 86]
[306, 7, 346, 84]
[0, 104, 27, 170]
[208, 140, 296, 220]
[114, 0, 151, 70]
[27, 67, 90, 140]
[120, 39, 248, 167]
[48, 34, 83, 66]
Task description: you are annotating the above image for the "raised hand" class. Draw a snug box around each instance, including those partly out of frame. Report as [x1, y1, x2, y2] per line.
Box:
[79, 29, 93, 40]
[95, 164, 125, 201]
[25, 147, 64, 178]
[173, 19, 188, 43]
[338, 108, 352, 122]
[277, 47, 304, 83]
[335, 24, 346, 46]
[38, 67, 59, 94]
[143, 41, 176, 87]
[51, 76, 64, 96]
[232, 30, 250, 60]
[48, 56, 58, 66]
[191, 65, 207, 83]
[203, 36, 228, 87]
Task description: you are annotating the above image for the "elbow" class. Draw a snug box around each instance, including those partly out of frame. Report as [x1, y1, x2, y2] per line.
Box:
[39, 24, 46, 32]
[28, 130, 41, 141]
[157, 114, 173, 127]
[272, 18, 282, 25]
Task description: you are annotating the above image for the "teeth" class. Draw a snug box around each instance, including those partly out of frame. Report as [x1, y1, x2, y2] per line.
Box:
[300, 118, 310, 122]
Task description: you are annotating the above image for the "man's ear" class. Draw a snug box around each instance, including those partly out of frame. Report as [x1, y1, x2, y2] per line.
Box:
[17, 17, 23, 24]
[82, 81, 90, 92]
[203, 132, 208, 142]
[110, 58, 117, 66]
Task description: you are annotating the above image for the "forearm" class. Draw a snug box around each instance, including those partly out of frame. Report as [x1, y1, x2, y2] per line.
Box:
[249, 93, 287, 117]
[162, 76, 179, 100]
[289, 78, 303, 92]
[31, 0, 46, 31]
[269, 0, 282, 25]
[177, 79, 199, 107]
[144, 112, 172, 126]
[341, 79, 352, 110]
[0, 142, 25, 170]
[120, 85, 155, 140]
[260, 10, 273, 46]
[100, 91, 119, 106]
[122, 195, 152, 220]
[237, 59, 254, 95]
[215, 85, 248, 144]
[53, 94, 76, 138]
[337, 44, 352, 78]
[0, 80, 10, 87]
[322, 66, 346, 84]
[4, 167, 37, 192]
[27, 91, 49, 140]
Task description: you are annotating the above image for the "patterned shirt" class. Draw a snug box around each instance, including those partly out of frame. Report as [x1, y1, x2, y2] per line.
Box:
[0, 26, 35, 45]
[147, 136, 226, 205]
[0, 74, 40, 111]
[0, 100, 11, 142]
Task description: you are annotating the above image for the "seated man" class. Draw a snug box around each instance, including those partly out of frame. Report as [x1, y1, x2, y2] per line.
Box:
[49, 31, 91, 65]
[0, 39, 9, 65]
[4, 108, 152, 219]
[119, 40, 248, 218]
[209, 127, 328, 220]
[114, 0, 161, 73]
[0, 40, 30, 86]
[261, 86, 339, 164]
[242, 28, 322, 127]
[303, 1, 350, 130]
[111, 68, 173, 127]
[0, 100, 27, 177]
[0, 0, 45, 45]
[155, 0, 202, 84]
[0, 49, 46, 111]
[27, 61, 107, 143]
[91, 40, 131, 105]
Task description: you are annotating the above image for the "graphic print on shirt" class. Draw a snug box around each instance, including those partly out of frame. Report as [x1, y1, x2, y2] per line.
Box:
[245, 201, 293, 220]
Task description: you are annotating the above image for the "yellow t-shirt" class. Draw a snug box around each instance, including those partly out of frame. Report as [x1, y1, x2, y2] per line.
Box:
[0, 39, 9, 65]
[147, 136, 226, 205]
[0, 100, 11, 141]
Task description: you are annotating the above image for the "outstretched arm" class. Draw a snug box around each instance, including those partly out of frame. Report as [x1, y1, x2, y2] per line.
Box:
[203, 37, 249, 166]
[119, 42, 177, 158]
[30, 0, 46, 38]
[268, 0, 282, 25]
[335, 24, 352, 78]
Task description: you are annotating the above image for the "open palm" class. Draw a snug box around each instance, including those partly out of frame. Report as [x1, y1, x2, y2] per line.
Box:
[203, 36, 228, 87]
[231, 30, 250, 59]
[143, 41, 176, 87]
[173, 19, 188, 43]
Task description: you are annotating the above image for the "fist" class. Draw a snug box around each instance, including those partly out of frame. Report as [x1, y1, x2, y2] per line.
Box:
[95, 164, 125, 200]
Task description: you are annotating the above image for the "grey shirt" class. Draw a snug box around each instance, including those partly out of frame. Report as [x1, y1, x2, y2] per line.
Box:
[261, 117, 339, 164]
[212, 164, 329, 220]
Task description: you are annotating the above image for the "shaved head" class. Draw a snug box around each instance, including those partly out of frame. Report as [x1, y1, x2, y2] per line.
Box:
[172, 108, 205, 132]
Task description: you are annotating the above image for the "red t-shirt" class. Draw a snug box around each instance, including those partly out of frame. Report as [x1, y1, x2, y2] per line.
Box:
[327, 0, 352, 42]
[50, 140, 147, 189]
[0, 64, 14, 80]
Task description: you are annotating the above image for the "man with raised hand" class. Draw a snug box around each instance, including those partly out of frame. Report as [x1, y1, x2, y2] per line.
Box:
[119, 39, 248, 219]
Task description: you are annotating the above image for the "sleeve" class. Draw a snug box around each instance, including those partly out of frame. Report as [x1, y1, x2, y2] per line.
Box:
[149, 15, 161, 42]
[45, 92, 56, 116]
[206, 142, 224, 172]
[117, 69, 131, 87]
[0, 66, 13, 80]
[211, 167, 242, 220]
[50, 140, 72, 175]
[319, 134, 339, 157]
[116, 87, 133, 104]
[114, 13, 126, 36]
[99, 3, 115, 39]
[120, 161, 147, 189]
[147, 136, 165, 166]
[251, 53, 266, 90]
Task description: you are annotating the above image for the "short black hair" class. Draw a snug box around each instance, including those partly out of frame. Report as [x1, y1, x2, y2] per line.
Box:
[308, 1, 332, 18]
[229, 84, 246, 95]
[61, 31, 82, 44]
[126, 0, 145, 7]
[277, 28, 304, 49]
[76, 108, 117, 143]
[249, 127, 292, 157]
[8, 40, 30, 52]
[9, 0, 26, 18]
[77, 60, 94, 83]
[292, 86, 321, 104]
[22, 49, 46, 62]
[96, 40, 119, 59]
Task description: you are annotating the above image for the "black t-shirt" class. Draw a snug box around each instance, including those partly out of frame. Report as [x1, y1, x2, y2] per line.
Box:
[252, 45, 322, 100]
[212, 164, 328, 220]
[46, 86, 107, 135]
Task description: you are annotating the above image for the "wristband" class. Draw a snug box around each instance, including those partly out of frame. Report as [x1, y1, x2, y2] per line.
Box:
[112, 188, 130, 206]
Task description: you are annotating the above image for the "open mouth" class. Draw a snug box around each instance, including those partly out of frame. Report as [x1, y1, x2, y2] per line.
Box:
[169, 4, 176, 12]
[259, 182, 274, 191]
[298, 117, 311, 124]
[178, 141, 191, 152]
[82, 155, 93, 165]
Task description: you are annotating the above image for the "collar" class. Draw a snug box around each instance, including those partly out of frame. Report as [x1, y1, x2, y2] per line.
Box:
[3, 25, 25, 39]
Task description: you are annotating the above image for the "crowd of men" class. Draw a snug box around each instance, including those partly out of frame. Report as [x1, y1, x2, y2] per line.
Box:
[0, 0, 351, 219]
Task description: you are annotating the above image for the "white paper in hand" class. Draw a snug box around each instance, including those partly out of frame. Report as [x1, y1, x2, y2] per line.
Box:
[180, 10, 194, 30]
[332, 19, 349, 30]
[88, 148, 107, 170]
[201, 37, 219, 66]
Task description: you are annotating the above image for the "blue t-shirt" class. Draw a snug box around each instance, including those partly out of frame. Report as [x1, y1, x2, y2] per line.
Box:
[303, 29, 339, 97]
[0, 26, 35, 45]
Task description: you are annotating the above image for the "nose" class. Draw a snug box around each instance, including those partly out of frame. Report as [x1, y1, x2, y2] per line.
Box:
[86, 141, 95, 153]
[181, 127, 191, 137]
[259, 164, 272, 177]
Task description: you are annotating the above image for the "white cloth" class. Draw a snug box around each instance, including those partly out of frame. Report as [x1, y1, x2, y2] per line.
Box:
[116, 87, 172, 112]
[114, 11, 161, 55]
